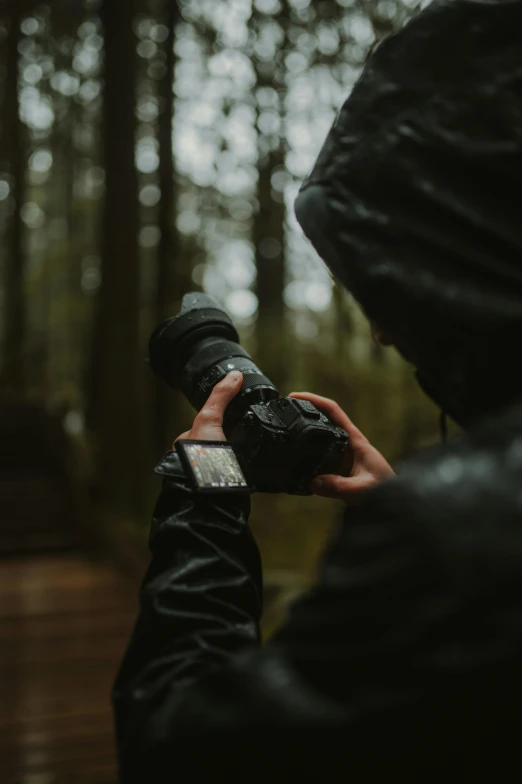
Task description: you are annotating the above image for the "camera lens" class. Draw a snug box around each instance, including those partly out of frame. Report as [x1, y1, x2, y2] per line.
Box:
[149, 293, 279, 432]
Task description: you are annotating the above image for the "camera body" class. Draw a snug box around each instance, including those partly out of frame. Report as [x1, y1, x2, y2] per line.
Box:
[228, 396, 348, 494]
[149, 293, 350, 494]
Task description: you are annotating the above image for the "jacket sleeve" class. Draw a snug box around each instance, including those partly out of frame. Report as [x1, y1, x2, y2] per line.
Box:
[112, 447, 456, 783]
[112, 450, 263, 775]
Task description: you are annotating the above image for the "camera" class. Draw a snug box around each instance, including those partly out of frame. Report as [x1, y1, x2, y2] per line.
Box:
[148, 293, 351, 494]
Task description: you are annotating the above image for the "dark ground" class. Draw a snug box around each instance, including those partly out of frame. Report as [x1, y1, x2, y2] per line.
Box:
[0, 554, 136, 784]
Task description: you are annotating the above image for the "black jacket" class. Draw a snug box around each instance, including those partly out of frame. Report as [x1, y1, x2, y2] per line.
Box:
[113, 1, 522, 780]
[113, 404, 522, 782]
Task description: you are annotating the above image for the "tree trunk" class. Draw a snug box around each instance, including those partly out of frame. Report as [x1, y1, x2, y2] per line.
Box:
[156, 2, 179, 324]
[253, 147, 286, 389]
[89, 0, 145, 519]
[153, 0, 185, 457]
[253, 5, 288, 391]
[1, 4, 26, 399]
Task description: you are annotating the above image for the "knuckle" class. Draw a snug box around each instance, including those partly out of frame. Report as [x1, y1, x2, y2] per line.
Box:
[316, 395, 335, 409]
[334, 478, 351, 498]
[330, 476, 343, 492]
[198, 407, 216, 423]
[322, 400, 341, 417]
[173, 431, 190, 448]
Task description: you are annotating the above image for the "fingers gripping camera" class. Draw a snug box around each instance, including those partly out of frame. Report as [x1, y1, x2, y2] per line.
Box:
[148, 293, 351, 494]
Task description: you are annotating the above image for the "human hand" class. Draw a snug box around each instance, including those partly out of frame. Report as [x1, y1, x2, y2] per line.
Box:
[288, 391, 396, 503]
[173, 371, 243, 447]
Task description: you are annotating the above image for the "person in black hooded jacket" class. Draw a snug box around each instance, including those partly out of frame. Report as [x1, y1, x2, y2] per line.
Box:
[112, 1, 522, 781]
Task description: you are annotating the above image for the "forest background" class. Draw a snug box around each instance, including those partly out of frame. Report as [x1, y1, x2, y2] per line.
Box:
[0, 0, 450, 614]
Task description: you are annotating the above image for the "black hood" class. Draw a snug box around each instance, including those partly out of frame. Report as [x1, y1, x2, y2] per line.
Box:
[295, 0, 522, 428]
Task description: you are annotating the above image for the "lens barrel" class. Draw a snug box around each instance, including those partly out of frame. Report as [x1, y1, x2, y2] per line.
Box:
[148, 293, 279, 432]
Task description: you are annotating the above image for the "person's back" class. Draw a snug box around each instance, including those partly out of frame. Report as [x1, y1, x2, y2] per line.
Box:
[113, 2, 522, 780]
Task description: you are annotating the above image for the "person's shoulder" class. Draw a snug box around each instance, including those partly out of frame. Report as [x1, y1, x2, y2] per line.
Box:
[354, 402, 522, 555]
[396, 402, 520, 500]
[323, 403, 522, 631]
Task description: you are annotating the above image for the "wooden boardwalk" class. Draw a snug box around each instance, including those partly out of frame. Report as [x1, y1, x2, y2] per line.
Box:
[0, 555, 138, 784]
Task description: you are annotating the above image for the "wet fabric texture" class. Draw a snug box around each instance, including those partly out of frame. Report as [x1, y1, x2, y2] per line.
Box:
[113, 418, 522, 782]
[295, 0, 522, 427]
[113, 2, 522, 781]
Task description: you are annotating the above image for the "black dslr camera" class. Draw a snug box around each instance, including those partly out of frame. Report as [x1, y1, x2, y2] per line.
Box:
[149, 293, 350, 494]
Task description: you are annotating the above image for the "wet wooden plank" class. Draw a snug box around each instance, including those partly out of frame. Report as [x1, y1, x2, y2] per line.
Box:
[0, 555, 138, 784]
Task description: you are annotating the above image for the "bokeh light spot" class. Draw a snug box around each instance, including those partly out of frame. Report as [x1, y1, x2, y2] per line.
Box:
[0, 180, 10, 201]
[254, 0, 283, 14]
[177, 211, 201, 235]
[23, 63, 42, 85]
[229, 200, 253, 221]
[20, 90, 54, 130]
[139, 226, 161, 248]
[139, 184, 161, 207]
[21, 17, 39, 36]
[136, 138, 159, 173]
[20, 202, 45, 229]
[29, 150, 53, 173]
[137, 40, 157, 59]
[51, 71, 80, 96]
[305, 282, 332, 312]
[64, 410, 85, 437]
[151, 24, 169, 43]
[226, 289, 258, 320]
[82, 267, 101, 293]
[284, 280, 307, 309]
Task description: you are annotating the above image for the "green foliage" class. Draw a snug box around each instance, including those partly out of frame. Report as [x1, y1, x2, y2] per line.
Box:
[0, 0, 440, 594]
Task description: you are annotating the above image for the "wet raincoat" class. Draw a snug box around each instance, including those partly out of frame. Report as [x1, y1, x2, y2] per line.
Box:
[113, 2, 522, 781]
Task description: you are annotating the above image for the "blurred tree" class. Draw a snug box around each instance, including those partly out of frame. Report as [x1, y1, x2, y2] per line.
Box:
[56, 12, 81, 396]
[1, 2, 26, 397]
[153, 0, 185, 456]
[253, 1, 289, 389]
[155, 2, 178, 324]
[88, 0, 147, 520]
[0, 0, 444, 578]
